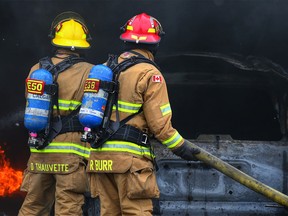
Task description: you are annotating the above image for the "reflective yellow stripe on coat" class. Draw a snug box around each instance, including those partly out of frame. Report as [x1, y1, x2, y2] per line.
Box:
[162, 131, 183, 149]
[90, 140, 155, 158]
[160, 103, 172, 116]
[113, 100, 142, 113]
[53, 99, 81, 111]
[30, 142, 90, 158]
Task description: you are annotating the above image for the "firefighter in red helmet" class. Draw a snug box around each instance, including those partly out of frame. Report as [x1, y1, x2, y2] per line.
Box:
[87, 12, 200, 215]
[18, 11, 94, 215]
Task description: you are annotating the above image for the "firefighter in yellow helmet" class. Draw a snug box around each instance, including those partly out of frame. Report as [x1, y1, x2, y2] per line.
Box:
[18, 11, 94, 216]
[87, 13, 200, 215]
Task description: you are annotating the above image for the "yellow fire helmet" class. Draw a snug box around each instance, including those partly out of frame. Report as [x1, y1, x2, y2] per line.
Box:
[49, 11, 92, 50]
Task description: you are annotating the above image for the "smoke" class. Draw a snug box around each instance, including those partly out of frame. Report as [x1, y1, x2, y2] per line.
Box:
[0, 108, 24, 131]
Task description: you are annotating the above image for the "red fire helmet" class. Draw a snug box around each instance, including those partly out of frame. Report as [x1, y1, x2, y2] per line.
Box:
[120, 13, 165, 44]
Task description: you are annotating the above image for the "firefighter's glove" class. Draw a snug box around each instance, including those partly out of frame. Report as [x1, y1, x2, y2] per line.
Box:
[172, 140, 200, 161]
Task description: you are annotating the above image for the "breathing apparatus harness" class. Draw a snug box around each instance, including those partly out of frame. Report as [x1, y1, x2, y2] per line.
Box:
[82, 51, 160, 149]
[28, 55, 85, 150]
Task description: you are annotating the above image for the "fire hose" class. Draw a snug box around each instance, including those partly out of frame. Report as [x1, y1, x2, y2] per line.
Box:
[187, 142, 288, 208]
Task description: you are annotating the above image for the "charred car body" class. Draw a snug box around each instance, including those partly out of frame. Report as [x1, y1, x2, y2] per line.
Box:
[153, 52, 288, 216]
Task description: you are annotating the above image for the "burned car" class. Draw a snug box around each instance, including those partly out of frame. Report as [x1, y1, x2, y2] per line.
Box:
[152, 52, 288, 216]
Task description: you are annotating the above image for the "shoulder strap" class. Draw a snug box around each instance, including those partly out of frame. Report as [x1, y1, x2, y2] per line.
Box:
[40, 55, 85, 113]
[112, 56, 160, 77]
[35, 56, 85, 150]
[40, 55, 85, 76]
[39, 56, 54, 71]
[90, 54, 159, 148]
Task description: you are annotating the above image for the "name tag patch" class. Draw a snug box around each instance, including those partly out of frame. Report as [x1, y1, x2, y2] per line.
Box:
[89, 160, 113, 171]
[84, 78, 100, 93]
[26, 79, 45, 95]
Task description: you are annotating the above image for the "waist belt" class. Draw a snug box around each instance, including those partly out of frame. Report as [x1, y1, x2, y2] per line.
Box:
[55, 115, 84, 134]
[110, 124, 150, 147]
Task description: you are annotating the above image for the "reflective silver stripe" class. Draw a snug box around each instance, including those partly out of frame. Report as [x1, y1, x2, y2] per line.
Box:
[25, 107, 49, 117]
[79, 107, 103, 118]
[90, 140, 154, 158]
[27, 93, 51, 101]
[160, 103, 172, 116]
[112, 100, 142, 113]
[30, 142, 90, 158]
[162, 131, 183, 149]
[53, 100, 81, 111]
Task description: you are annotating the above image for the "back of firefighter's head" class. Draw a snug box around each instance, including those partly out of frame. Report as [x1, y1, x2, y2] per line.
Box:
[120, 13, 165, 55]
[49, 11, 92, 51]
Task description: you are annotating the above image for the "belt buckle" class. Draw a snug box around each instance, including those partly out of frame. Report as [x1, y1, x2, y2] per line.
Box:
[141, 133, 148, 145]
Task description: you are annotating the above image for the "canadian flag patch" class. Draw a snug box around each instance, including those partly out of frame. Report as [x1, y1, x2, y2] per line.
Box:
[152, 75, 163, 83]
